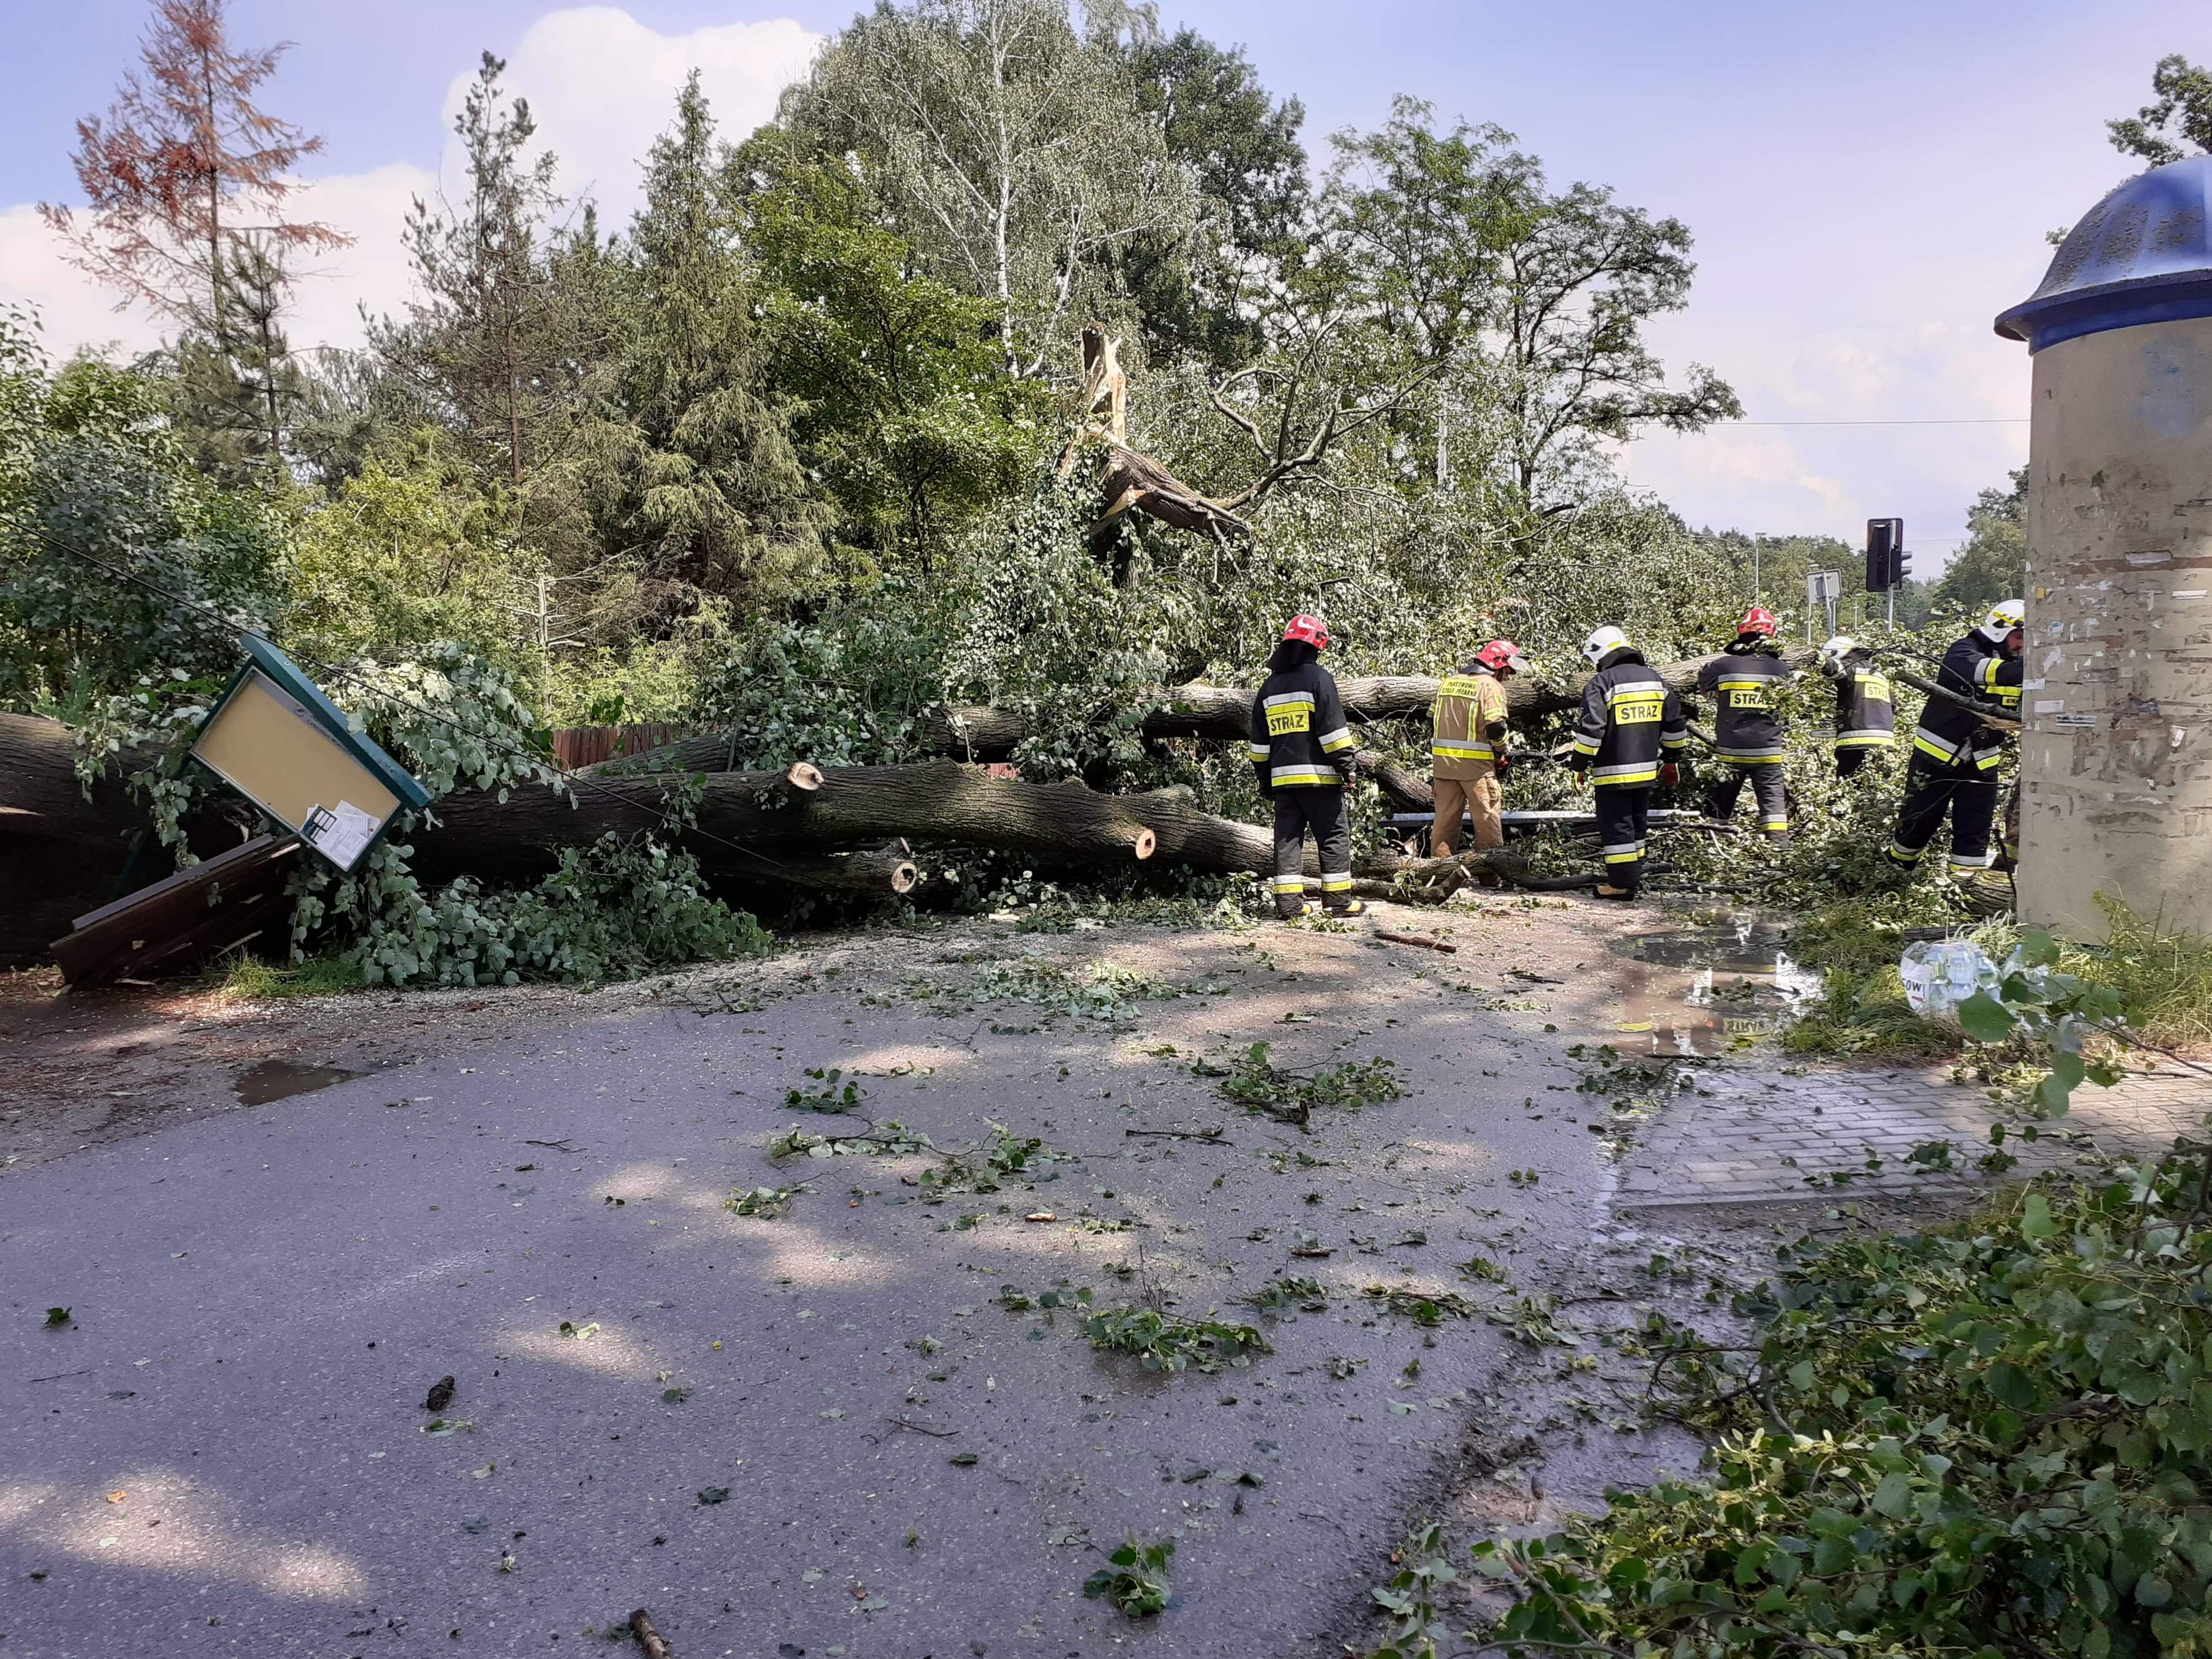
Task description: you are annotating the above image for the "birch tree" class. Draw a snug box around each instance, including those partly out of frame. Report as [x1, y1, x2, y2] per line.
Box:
[772, 0, 1197, 378]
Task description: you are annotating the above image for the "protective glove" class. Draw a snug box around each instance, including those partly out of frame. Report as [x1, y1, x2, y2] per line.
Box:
[1659, 762, 1680, 789]
[1494, 755, 1512, 782]
[1570, 760, 1589, 785]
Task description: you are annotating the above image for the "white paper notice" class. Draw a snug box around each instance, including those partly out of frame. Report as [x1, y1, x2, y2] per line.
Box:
[303, 799, 381, 870]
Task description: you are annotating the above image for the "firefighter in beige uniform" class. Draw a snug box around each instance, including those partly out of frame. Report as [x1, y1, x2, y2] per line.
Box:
[1428, 639, 1524, 857]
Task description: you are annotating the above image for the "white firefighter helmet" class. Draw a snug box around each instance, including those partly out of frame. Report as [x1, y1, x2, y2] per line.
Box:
[1819, 634, 1859, 672]
[1976, 599, 2025, 644]
[1581, 625, 1629, 667]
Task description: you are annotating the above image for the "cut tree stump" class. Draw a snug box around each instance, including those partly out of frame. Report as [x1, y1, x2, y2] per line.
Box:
[771, 840, 922, 894]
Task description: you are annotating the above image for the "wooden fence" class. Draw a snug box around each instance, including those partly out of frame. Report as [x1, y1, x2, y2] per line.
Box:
[549, 723, 688, 772]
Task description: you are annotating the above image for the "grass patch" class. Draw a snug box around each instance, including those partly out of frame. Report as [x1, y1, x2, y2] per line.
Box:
[214, 952, 366, 999]
[1781, 962, 1961, 1061]
[2066, 895, 2212, 1055]
[1784, 894, 2212, 1065]
[1780, 897, 2009, 1062]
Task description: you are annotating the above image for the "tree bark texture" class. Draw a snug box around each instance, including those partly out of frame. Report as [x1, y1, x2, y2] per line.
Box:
[1, 715, 135, 965]
[917, 645, 1813, 761]
[405, 763, 1199, 890]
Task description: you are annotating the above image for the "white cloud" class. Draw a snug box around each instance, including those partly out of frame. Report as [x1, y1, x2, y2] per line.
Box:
[0, 203, 165, 362]
[441, 7, 822, 228]
[283, 163, 438, 352]
[1623, 305, 2032, 566]
[2, 9, 819, 363]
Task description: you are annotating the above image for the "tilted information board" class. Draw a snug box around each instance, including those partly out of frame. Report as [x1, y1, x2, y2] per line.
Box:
[190, 635, 430, 873]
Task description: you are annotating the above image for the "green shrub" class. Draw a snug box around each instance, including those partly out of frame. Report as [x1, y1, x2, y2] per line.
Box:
[343, 833, 769, 988]
[1477, 1156, 2212, 1659]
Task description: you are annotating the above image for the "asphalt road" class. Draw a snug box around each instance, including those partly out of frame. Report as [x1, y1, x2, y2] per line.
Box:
[1, 909, 1690, 1658]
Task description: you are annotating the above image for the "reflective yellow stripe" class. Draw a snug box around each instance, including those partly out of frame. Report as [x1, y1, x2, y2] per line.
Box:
[1270, 769, 1337, 788]
[1272, 878, 1306, 893]
[1319, 877, 1353, 892]
[1603, 849, 1642, 863]
[1431, 742, 1494, 761]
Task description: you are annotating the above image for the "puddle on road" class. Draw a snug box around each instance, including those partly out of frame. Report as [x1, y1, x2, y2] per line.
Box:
[235, 1060, 361, 1106]
[1602, 917, 1819, 1058]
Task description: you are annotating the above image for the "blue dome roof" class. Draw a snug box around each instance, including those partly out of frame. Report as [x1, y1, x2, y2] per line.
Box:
[1995, 155, 2212, 352]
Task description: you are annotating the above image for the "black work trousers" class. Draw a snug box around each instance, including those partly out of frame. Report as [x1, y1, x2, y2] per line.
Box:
[1835, 747, 1873, 779]
[1593, 785, 1651, 894]
[1271, 786, 1352, 916]
[1887, 756, 1999, 871]
[1707, 763, 1789, 837]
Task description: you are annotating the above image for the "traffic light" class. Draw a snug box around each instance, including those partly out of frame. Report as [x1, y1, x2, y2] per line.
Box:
[1865, 517, 1904, 590]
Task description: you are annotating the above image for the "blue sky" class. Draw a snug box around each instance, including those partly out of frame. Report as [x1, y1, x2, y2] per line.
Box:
[3, 1, 2197, 566]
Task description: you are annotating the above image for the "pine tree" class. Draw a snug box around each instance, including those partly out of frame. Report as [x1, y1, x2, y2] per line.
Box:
[372, 52, 574, 491]
[577, 73, 830, 617]
[42, 0, 346, 462]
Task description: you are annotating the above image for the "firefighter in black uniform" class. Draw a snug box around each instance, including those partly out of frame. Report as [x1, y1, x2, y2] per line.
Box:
[1816, 635, 1896, 777]
[1249, 614, 1366, 919]
[1885, 599, 2024, 877]
[1695, 606, 1793, 839]
[1571, 625, 1690, 900]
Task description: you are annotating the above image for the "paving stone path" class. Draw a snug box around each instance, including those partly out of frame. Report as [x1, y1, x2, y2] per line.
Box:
[1616, 1057, 2209, 1210]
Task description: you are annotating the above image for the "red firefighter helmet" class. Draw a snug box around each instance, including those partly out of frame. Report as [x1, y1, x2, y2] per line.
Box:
[1281, 614, 1331, 649]
[1475, 638, 1526, 674]
[1737, 606, 1779, 639]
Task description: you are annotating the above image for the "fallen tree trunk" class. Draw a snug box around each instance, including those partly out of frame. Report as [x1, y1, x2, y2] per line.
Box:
[593, 732, 1434, 814]
[419, 762, 1601, 901]
[0, 709, 1659, 969]
[408, 762, 1185, 889]
[0, 714, 205, 967]
[1355, 750, 1432, 813]
[769, 840, 922, 895]
[919, 646, 1815, 761]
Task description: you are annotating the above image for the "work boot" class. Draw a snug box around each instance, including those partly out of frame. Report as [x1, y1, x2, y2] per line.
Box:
[1593, 884, 1638, 902]
[1326, 898, 1369, 917]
